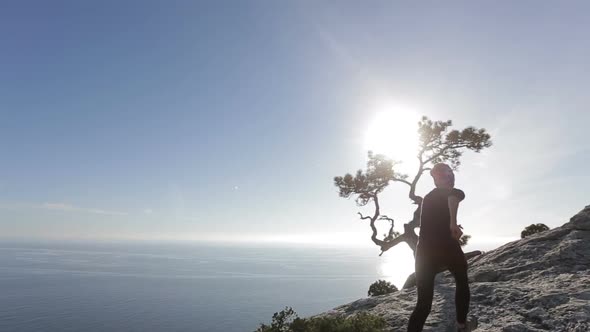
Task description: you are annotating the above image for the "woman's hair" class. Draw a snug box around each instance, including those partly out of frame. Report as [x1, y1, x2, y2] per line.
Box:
[430, 163, 455, 188]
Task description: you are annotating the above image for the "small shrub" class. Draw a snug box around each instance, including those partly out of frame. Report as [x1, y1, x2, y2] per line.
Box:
[255, 307, 299, 332]
[367, 279, 398, 297]
[255, 307, 386, 332]
[459, 234, 471, 247]
[521, 223, 549, 238]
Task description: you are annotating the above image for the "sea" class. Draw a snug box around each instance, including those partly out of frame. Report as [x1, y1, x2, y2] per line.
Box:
[0, 241, 418, 332]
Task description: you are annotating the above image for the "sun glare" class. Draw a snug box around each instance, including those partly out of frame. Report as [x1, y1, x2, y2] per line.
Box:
[379, 244, 416, 289]
[364, 104, 420, 173]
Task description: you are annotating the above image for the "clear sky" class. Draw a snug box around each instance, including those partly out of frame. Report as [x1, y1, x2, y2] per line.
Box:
[1, 1, 589, 251]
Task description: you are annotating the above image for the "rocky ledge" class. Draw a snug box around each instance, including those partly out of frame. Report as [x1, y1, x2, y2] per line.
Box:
[318, 205, 590, 331]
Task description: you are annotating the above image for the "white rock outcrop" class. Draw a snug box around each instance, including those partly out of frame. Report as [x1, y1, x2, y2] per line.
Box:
[319, 205, 590, 331]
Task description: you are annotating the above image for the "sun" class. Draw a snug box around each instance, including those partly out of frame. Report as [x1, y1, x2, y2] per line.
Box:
[364, 104, 420, 172]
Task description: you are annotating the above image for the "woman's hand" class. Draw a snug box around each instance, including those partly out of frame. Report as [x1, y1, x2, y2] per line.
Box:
[450, 224, 463, 241]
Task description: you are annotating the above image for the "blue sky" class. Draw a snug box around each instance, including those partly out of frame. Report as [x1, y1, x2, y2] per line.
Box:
[1, 1, 589, 250]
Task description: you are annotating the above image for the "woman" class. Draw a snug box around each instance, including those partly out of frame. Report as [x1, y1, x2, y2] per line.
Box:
[407, 163, 474, 332]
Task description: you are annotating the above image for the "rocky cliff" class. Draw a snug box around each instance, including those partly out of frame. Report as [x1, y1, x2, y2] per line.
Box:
[318, 205, 590, 331]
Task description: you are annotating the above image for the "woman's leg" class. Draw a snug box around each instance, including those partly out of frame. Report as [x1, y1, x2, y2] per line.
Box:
[447, 243, 470, 325]
[407, 248, 437, 332]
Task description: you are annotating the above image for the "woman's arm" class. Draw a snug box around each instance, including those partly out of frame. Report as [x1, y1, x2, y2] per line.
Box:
[448, 189, 465, 241]
[448, 195, 461, 227]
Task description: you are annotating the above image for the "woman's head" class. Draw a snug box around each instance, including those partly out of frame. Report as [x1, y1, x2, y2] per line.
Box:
[430, 163, 455, 188]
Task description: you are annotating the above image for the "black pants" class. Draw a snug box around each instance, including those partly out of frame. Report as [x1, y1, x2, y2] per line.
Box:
[407, 240, 470, 332]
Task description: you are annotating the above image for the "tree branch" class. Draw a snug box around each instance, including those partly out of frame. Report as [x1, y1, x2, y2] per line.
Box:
[372, 194, 380, 221]
[357, 212, 372, 220]
[392, 177, 412, 186]
[379, 215, 394, 223]
[369, 195, 385, 246]
[423, 142, 470, 165]
[357, 195, 386, 247]
[408, 165, 426, 204]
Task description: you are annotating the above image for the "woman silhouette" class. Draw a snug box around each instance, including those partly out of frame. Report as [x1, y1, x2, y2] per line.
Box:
[407, 163, 472, 332]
